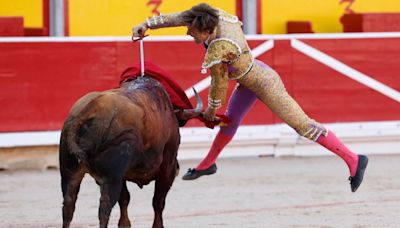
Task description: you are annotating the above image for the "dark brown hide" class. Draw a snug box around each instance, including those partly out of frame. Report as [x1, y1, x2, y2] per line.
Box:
[59, 77, 180, 228]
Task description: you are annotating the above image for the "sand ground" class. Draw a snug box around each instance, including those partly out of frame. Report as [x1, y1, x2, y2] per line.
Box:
[1, 154, 399, 228]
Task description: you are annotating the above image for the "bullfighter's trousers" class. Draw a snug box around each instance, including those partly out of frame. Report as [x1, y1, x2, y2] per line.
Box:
[222, 60, 327, 142]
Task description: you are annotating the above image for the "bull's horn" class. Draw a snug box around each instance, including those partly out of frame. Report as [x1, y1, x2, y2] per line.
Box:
[192, 87, 203, 112]
[175, 87, 203, 120]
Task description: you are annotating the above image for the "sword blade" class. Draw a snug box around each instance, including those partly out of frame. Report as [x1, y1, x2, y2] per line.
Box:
[139, 39, 145, 77]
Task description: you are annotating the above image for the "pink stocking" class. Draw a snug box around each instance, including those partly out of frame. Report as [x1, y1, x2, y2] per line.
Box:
[196, 131, 233, 170]
[317, 130, 359, 176]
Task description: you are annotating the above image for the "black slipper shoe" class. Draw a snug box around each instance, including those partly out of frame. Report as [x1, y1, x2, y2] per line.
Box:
[349, 155, 369, 192]
[182, 164, 217, 181]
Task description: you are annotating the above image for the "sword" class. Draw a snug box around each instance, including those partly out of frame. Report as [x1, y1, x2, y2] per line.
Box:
[139, 38, 145, 77]
[132, 34, 148, 77]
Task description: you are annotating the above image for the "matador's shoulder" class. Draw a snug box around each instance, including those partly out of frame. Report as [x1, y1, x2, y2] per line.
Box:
[201, 38, 242, 72]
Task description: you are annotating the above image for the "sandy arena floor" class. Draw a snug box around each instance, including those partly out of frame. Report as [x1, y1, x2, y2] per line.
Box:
[1, 154, 399, 228]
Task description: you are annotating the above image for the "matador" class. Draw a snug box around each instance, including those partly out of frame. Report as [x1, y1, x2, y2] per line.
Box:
[132, 3, 368, 192]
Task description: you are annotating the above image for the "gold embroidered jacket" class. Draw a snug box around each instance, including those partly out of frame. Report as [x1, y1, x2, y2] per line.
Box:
[146, 9, 328, 140]
[146, 9, 253, 110]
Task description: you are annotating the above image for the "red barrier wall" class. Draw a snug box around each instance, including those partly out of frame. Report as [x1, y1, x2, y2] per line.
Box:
[0, 17, 24, 36]
[341, 13, 400, 32]
[0, 35, 399, 132]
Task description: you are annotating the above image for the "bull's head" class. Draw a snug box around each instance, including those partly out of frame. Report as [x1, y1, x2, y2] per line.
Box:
[175, 88, 203, 121]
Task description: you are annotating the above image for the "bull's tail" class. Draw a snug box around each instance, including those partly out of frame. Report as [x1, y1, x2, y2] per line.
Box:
[63, 115, 90, 162]
[63, 95, 115, 162]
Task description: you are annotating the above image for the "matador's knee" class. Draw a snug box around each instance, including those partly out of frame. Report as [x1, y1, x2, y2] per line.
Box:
[295, 121, 328, 141]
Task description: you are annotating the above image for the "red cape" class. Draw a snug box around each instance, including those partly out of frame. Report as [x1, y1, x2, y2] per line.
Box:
[120, 61, 193, 110]
[119, 61, 230, 128]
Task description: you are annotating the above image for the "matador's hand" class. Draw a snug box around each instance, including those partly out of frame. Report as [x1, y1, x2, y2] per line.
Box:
[132, 23, 148, 37]
[203, 107, 220, 122]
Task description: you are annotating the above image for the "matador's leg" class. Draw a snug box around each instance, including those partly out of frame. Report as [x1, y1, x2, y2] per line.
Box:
[221, 84, 258, 135]
[196, 84, 258, 170]
[239, 63, 326, 140]
[239, 62, 361, 178]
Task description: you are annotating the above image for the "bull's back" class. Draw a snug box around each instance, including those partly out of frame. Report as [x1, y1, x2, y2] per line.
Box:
[62, 77, 178, 156]
[77, 78, 177, 150]
[61, 77, 180, 186]
[68, 92, 101, 117]
[111, 82, 178, 145]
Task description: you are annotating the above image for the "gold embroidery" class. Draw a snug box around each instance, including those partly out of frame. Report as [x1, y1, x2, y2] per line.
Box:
[146, 13, 186, 29]
[202, 39, 241, 69]
[145, 7, 328, 141]
[208, 64, 229, 109]
[237, 64, 327, 140]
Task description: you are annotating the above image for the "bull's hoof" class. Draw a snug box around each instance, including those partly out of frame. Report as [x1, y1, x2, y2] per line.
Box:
[118, 218, 131, 228]
[182, 164, 217, 181]
[349, 155, 369, 192]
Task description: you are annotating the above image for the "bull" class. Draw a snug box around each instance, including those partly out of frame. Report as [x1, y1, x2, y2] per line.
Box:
[59, 76, 201, 228]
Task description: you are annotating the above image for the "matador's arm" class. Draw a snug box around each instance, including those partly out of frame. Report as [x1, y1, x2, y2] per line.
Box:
[208, 63, 229, 110]
[133, 12, 188, 36]
[202, 39, 241, 110]
[145, 12, 187, 29]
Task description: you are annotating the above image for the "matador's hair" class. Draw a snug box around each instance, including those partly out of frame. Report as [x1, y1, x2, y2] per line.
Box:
[181, 3, 219, 33]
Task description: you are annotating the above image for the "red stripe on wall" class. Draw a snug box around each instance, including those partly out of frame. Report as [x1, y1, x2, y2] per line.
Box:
[257, 0, 262, 34]
[236, 0, 243, 21]
[42, 0, 50, 36]
[235, 0, 262, 34]
[64, 0, 69, 36]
